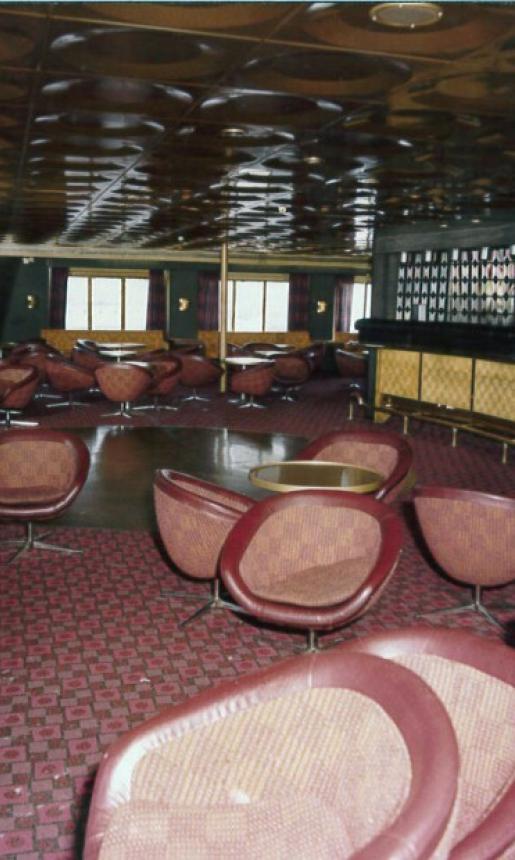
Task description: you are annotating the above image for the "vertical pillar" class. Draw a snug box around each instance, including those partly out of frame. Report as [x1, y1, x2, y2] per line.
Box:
[219, 241, 228, 392]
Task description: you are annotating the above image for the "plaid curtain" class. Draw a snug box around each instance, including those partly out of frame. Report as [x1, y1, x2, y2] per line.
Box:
[288, 272, 310, 330]
[334, 275, 353, 332]
[146, 269, 166, 329]
[197, 271, 219, 330]
[49, 266, 69, 328]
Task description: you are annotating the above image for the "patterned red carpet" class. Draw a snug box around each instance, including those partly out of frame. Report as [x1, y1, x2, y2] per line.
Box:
[1, 375, 514, 858]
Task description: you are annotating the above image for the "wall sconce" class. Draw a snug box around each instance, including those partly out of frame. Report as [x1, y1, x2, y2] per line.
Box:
[316, 300, 328, 314]
[26, 294, 39, 310]
[178, 297, 190, 312]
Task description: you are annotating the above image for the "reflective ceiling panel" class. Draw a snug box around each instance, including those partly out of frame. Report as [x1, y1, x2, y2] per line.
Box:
[0, 2, 514, 256]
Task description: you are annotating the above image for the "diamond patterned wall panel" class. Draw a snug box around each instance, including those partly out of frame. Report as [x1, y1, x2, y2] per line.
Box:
[474, 360, 515, 422]
[421, 354, 473, 410]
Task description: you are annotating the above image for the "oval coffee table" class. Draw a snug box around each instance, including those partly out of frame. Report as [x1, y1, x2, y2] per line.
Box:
[248, 460, 382, 494]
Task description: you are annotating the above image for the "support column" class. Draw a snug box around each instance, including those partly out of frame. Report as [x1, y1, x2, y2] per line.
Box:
[219, 241, 228, 392]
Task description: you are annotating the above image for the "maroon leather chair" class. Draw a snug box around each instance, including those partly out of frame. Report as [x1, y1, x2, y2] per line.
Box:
[95, 362, 153, 420]
[335, 347, 368, 383]
[131, 355, 182, 413]
[71, 341, 106, 372]
[83, 647, 458, 860]
[45, 355, 96, 409]
[413, 485, 515, 626]
[154, 469, 254, 625]
[0, 365, 40, 427]
[273, 354, 311, 401]
[0, 428, 90, 563]
[229, 363, 275, 409]
[178, 354, 223, 403]
[341, 626, 515, 860]
[220, 489, 403, 651]
[296, 428, 415, 503]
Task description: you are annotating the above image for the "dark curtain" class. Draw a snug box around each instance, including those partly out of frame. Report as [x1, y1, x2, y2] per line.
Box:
[197, 271, 219, 330]
[146, 269, 166, 329]
[288, 272, 310, 330]
[334, 274, 354, 333]
[49, 266, 69, 328]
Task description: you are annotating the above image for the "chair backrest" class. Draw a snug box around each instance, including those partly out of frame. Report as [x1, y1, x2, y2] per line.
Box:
[178, 354, 222, 387]
[296, 428, 414, 502]
[273, 354, 311, 383]
[0, 365, 40, 409]
[154, 469, 253, 581]
[220, 489, 403, 630]
[414, 485, 515, 587]
[95, 362, 152, 402]
[230, 363, 275, 395]
[0, 428, 90, 514]
[45, 355, 95, 390]
[335, 348, 368, 379]
[340, 626, 515, 860]
[83, 648, 458, 860]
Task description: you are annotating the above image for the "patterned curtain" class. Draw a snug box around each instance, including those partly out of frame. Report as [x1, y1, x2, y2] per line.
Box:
[146, 269, 166, 329]
[334, 275, 353, 332]
[197, 271, 219, 330]
[49, 266, 69, 328]
[288, 272, 310, 330]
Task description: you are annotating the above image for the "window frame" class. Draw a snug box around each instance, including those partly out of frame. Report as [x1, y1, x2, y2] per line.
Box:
[225, 272, 289, 333]
[66, 268, 149, 331]
[349, 276, 372, 332]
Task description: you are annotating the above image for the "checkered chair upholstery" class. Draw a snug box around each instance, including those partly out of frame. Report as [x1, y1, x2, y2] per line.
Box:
[414, 485, 515, 626]
[230, 364, 275, 406]
[341, 627, 515, 860]
[296, 428, 414, 503]
[153, 470, 254, 625]
[220, 489, 403, 650]
[83, 648, 459, 860]
[0, 428, 90, 562]
[0, 365, 40, 426]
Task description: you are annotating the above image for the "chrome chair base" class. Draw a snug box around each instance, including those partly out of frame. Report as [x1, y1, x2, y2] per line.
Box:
[131, 397, 179, 412]
[418, 585, 507, 628]
[181, 390, 210, 403]
[0, 522, 82, 565]
[0, 409, 39, 428]
[102, 401, 138, 419]
[47, 395, 89, 409]
[161, 579, 246, 627]
[238, 395, 266, 409]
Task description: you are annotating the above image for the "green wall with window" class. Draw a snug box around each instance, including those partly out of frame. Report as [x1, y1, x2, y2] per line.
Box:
[0, 256, 365, 344]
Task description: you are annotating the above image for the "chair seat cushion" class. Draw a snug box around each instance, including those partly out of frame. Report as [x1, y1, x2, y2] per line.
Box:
[252, 556, 374, 607]
[97, 687, 412, 859]
[0, 484, 65, 505]
[98, 793, 351, 860]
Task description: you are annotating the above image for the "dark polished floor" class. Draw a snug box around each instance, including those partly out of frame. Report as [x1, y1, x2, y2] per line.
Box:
[59, 425, 305, 530]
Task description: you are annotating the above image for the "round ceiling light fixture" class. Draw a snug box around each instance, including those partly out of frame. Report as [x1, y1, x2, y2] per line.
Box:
[370, 2, 443, 29]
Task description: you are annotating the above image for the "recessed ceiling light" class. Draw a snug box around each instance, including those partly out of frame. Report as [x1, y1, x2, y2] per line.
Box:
[471, 218, 481, 223]
[370, 2, 443, 29]
[304, 155, 322, 165]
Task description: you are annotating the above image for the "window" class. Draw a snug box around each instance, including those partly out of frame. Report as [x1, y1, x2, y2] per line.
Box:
[349, 280, 372, 332]
[65, 270, 149, 330]
[225, 276, 289, 332]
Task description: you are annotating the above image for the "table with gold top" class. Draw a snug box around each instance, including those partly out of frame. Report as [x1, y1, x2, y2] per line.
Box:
[248, 460, 382, 494]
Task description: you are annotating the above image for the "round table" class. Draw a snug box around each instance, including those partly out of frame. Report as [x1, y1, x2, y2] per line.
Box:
[248, 460, 382, 494]
[95, 342, 144, 350]
[98, 348, 142, 362]
[225, 356, 274, 369]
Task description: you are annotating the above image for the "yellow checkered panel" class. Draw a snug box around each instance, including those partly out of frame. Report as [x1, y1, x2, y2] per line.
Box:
[375, 349, 420, 404]
[474, 360, 515, 422]
[420, 354, 473, 410]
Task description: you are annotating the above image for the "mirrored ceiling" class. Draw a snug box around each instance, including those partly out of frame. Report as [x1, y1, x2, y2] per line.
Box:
[0, 2, 514, 258]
